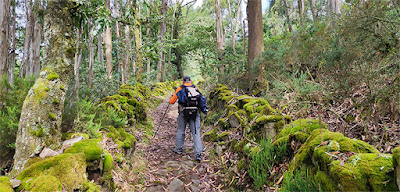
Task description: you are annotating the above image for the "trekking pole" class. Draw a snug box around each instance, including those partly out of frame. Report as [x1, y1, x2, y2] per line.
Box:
[152, 103, 171, 139]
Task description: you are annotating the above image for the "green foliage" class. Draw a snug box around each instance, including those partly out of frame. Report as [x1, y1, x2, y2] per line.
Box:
[249, 137, 287, 189]
[97, 107, 127, 128]
[0, 76, 35, 159]
[281, 170, 320, 192]
[73, 99, 102, 138]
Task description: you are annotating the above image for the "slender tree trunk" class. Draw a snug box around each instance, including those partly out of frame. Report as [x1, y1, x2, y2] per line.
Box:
[32, 0, 43, 78]
[215, 0, 224, 50]
[227, 0, 235, 51]
[298, 0, 304, 23]
[88, 24, 95, 88]
[247, 0, 264, 84]
[243, 19, 246, 59]
[114, 2, 121, 76]
[232, 0, 242, 53]
[97, 32, 103, 67]
[12, 0, 76, 175]
[133, 0, 143, 83]
[105, 0, 112, 79]
[122, 0, 132, 85]
[20, 0, 33, 78]
[69, 28, 82, 106]
[172, 3, 183, 78]
[9, 0, 16, 87]
[168, 5, 176, 74]
[157, 0, 167, 82]
[283, 0, 292, 32]
[146, 6, 151, 82]
[0, 0, 10, 81]
[309, 0, 317, 21]
[335, 0, 341, 14]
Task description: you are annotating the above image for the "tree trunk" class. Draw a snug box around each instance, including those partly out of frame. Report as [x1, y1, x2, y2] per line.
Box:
[168, 5, 176, 75]
[283, 0, 292, 32]
[0, 0, 10, 81]
[146, 6, 151, 82]
[247, 0, 264, 83]
[122, 0, 132, 85]
[157, 0, 167, 82]
[105, 0, 112, 79]
[69, 28, 82, 106]
[298, 0, 304, 23]
[32, 0, 43, 78]
[88, 25, 95, 88]
[172, 3, 183, 78]
[114, 2, 121, 76]
[335, 0, 341, 14]
[215, 0, 224, 50]
[227, 0, 235, 51]
[133, 1, 143, 83]
[309, 0, 317, 21]
[8, 0, 16, 87]
[97, 31, 103, 67]
[20, 0, 33, 78]
[12, 0, 76, 175]
[232, 0, 242, 53]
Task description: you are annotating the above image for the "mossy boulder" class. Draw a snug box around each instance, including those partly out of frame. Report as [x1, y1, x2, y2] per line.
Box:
[392, 147, 400, 190]
[203, 128, 218, 142]
[64, 139, 102, 161]
[0, 176, 13, 192]
[25, 175, 62, 192]
[16, 153, 87, 191]
[274, 119, 327, 147]
[106, 126, 137, 151]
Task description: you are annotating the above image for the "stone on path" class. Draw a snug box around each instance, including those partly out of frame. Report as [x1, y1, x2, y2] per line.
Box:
[168, 178, 185, 192]
[146, 185, 164, 192]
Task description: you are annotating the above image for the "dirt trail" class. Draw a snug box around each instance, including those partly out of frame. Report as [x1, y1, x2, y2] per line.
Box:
[137, 98, 222, 192]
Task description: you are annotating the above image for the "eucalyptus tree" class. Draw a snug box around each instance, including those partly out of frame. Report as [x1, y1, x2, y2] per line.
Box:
[247, 0, 264, 83]
[12, 0, 78, 175]
[0, 0, 10, 81]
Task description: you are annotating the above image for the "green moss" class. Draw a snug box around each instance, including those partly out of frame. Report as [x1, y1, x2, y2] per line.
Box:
[217, 132, 230, 141]
[81, 181, 101, 192]
[0, 176, 13, 192]
[314, 171, 338, 191]
[64, 139, 102, 161]
[59, 85, 64, 90]
[255, 115, 283, 124]
[203, 128, 218, 142]
[329, 153, 396, 191]
[103, 152, 114, 173]
[62, 132, 90, 140]
[276, 119, 327, 141]
[17, 153, 87, 191]
[48, 113, 56, 121]
[36, 128, 44, 137]
[44, 87, 50, 92]
[234, 139, 248, 153]
[53, 99, 60, 104]
[25, 175, 62, 192]
[47, 72, 59, 81]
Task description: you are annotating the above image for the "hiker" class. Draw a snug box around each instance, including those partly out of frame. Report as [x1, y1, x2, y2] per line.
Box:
[169, 76, 208, 161]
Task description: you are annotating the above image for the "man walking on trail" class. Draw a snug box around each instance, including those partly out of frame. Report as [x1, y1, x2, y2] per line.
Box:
[169, 76, 207, 161]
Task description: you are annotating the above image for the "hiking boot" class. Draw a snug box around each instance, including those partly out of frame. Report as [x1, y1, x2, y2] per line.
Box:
[195, 154, 202, 162]
[173, 148, 183, 154]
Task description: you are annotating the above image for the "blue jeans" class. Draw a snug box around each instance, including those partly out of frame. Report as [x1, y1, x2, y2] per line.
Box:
[174, 111, 203, 155]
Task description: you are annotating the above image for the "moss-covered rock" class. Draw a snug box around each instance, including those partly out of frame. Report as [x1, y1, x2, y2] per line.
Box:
[106, 126, 137, 151]
[25, 175, 62, 192]
[82, 181, 101, 192]
[17, 153, 87, 191]
[203, 128, 218, 142]
[0, 176, 13, 192]
[217, 132, 230, 142]
[392, 147, 400, 191]
[64, 139, 102, 161]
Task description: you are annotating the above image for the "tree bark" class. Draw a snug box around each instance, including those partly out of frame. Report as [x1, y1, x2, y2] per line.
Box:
[88, 25, 95, 88]
[8, 0, 16, 87]
[215, 0, 224, 50]
[168, 5, 176, 74]
[12, 0, 76, 175]
[122, 0, 132, 85]
[20, 0, 33, 78]
[133, 0, 143, 83]
[298, 0, 304, 23]
[283, 0, 292, 32]
[105, 0, 113, 79]
[114, 2, 121, 76]
[97, 31, 103, 67]
[69, 28, 82, 106]
[172, 3, 183, 78]
[309, 0, 317, 21]
[232, 0, 242, 53]
[247, 0, 264, 83]
[32, 0, 43, 78]
[227, 0, 235, 51]
[0, 0, 10, 81]
[157, 0, 167, 82]
[146, 6, 151, 82]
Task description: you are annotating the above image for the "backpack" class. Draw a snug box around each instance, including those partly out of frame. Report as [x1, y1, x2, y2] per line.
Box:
[177, 85, 201, 119]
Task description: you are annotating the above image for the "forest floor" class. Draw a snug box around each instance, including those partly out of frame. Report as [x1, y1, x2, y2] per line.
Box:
[134, 97, 223, 192]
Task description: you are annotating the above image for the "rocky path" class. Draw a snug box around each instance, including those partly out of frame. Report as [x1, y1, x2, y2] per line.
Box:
[137, 98, 222, 192]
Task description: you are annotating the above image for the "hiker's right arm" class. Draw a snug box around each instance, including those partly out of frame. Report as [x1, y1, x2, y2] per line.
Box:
[169, 87, 182, 104]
